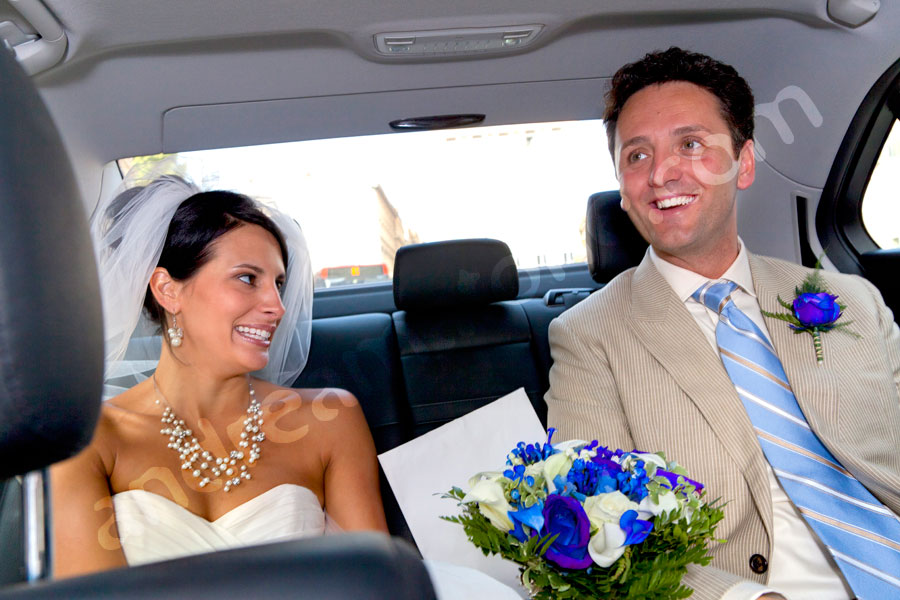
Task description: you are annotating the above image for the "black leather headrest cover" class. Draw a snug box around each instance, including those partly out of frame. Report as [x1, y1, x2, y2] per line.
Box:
[586, 190, 649, 284]
[0, 532, 436, 600]
[0, 48, 104, 478]
[393, 239, 518, 311]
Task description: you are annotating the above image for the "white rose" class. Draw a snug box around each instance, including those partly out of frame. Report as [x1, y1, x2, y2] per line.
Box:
[583, 491, 639, 529]
[462, 479, 514, 532]
[638, 489, 680, 519]
[542, 452, 573, 493]
[588, 522, 627, 567]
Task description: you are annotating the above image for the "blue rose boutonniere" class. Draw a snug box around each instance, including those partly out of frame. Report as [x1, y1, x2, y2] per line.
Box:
[762, 263, 859, 365]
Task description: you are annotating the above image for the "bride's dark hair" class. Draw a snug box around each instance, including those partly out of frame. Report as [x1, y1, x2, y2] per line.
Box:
[142, 190, 289, 332]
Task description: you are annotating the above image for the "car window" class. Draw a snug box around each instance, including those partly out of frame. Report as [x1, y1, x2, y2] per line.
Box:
[118, 120, 618, 288]
[860, 119, 900, 249]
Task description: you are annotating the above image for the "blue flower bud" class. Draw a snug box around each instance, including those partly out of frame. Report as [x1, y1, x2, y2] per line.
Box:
[793, 292, 841, 327]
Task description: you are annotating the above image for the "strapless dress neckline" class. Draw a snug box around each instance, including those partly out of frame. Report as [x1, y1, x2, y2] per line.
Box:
[113, 483, 326, 566]
[112, 483, 525, 599]
[115, 483, 320, 523]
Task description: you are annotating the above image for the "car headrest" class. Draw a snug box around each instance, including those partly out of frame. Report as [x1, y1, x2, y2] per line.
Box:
[393, 239, 518, 311]
[0, 532, 435, 600]
[586, 191, 649, 284]
[0, 47, 104, 478]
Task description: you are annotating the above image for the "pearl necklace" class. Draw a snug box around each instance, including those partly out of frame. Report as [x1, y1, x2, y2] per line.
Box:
[153, 375, 265, 493]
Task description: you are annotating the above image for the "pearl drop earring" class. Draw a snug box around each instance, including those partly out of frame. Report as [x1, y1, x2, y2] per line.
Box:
[168, 314, 184, 347]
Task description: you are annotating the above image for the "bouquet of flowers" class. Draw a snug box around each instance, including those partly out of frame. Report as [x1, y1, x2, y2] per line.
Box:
[443, 430, 725, 599]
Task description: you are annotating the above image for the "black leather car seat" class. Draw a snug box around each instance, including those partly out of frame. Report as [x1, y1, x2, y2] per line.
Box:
[585, 190, 649, 283]
[391, 239, 545, 434]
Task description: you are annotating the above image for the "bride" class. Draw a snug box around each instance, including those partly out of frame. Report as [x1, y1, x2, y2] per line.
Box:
[50, 175, 520, 599]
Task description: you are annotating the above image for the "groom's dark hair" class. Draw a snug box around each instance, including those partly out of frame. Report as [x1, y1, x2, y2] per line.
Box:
[602, 46, 755, 159]
[141, 188, 288, 334]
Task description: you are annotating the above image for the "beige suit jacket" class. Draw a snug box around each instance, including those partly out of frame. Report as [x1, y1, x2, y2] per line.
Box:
[545, 251, 900, 600]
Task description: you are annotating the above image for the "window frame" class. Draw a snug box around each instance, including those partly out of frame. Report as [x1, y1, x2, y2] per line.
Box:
[817, 57, 900, 274]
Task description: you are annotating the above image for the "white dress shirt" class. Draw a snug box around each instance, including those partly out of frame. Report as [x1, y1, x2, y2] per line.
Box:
[649, 242, 854, 600]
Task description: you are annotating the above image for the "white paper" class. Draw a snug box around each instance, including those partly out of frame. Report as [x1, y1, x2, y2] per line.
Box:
[378, 388, 546, 594]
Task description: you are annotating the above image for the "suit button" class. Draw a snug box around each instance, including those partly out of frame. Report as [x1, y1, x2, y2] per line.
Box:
[749, 554, 768, 574]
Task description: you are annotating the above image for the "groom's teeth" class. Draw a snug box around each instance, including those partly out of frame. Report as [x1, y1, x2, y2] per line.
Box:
[236, 326, 271, 340]
[655, 195, 694, 209]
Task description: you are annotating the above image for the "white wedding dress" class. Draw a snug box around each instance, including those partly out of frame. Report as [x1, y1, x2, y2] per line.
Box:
[113, 484, 522, 599]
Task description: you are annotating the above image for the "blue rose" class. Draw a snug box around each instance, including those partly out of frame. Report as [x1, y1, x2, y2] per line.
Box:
[793, 292, 841, 327]
[541, 494, 593, 569]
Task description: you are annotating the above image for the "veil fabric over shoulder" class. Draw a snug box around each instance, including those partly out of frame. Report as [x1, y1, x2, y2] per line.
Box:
[91, 172, 313, 399]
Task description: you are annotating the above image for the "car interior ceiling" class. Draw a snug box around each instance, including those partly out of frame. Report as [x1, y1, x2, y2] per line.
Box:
[1, 0, 899, 595]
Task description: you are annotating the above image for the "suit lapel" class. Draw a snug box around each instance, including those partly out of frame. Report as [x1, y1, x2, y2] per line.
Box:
[629, 254, 774, 539]
[750, 255, 840, 434]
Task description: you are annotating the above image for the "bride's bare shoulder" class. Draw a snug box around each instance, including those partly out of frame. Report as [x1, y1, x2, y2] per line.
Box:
[252, 380, 359, 409]
[252, 379, 364, 433]
[102, 378, 157, 414]
[95, 379, 161, 441]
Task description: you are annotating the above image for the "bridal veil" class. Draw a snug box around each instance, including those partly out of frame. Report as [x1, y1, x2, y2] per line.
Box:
[91, 168, 313, 398]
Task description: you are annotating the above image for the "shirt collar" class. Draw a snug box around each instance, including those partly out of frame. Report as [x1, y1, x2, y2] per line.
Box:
[648, 238, 757, 303]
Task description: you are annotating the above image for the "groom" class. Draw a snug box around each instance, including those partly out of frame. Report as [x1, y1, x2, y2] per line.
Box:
[545, 47, 900, 600]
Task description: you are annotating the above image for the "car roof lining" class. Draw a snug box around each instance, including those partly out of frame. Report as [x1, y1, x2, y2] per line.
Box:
[39, 0, 835, 63]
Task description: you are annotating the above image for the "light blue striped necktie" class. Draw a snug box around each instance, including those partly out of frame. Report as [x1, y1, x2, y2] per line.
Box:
[693, 280, 900, 598]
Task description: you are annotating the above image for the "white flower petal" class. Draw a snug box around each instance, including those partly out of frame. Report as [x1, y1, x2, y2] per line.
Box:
[583, 491, 638, 530]
[466, 470, 504, 489]
[588, 523, 627, 567]
[552, 439, 589, 452]
[542, 452, 573, 493]
[638, 489, 680, 518]
[463, 479, 514, 532]
[463, 479, 505, 504]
